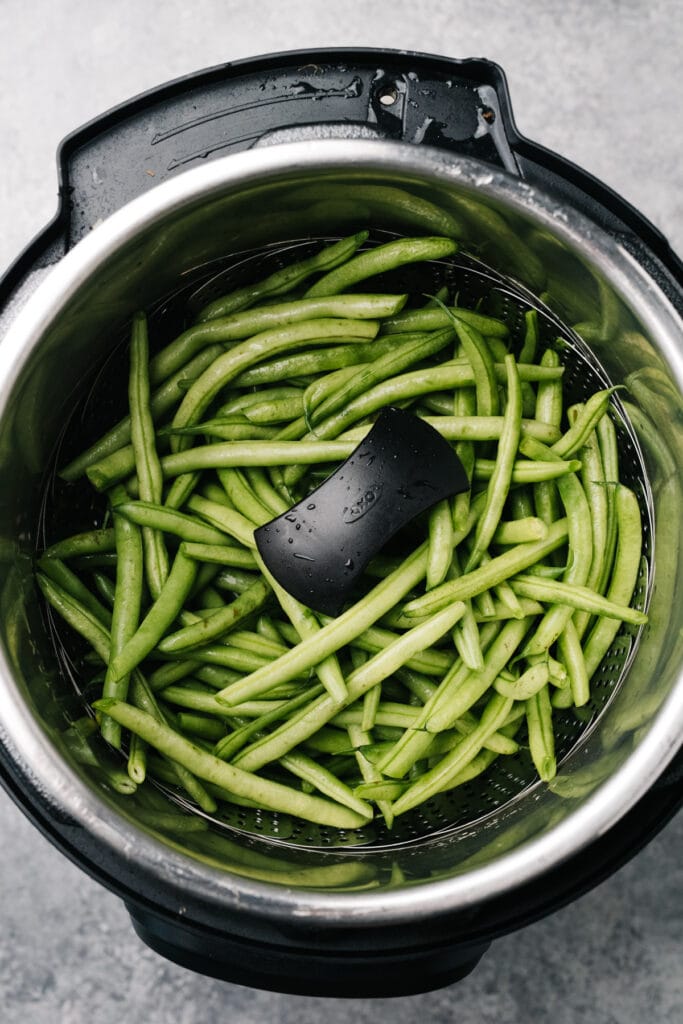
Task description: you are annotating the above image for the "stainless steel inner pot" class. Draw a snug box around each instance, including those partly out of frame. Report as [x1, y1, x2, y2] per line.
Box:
[0, 140, 681, 927]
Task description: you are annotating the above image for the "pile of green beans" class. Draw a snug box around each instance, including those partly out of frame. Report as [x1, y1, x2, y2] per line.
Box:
[38, 232, 648, 834]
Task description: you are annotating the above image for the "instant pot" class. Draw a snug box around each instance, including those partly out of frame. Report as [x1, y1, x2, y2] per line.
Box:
[0, 49, 681, 997]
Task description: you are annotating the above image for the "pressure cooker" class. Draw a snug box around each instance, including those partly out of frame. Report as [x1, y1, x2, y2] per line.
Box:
[0, 49, 681, 997]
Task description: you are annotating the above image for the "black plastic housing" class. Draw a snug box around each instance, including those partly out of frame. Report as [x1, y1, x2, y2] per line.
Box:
[0, 48, 681, 997]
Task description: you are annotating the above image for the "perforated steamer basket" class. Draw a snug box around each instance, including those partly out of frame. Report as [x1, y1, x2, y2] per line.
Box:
[0, 51, 681, 996]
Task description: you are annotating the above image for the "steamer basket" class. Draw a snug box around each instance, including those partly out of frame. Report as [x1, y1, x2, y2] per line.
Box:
[0, 51, 681, 996]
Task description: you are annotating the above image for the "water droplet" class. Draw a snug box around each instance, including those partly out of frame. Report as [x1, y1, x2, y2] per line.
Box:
[287, 537, 293, 544]
[344, 558, 354, 571]
[307, 503, 316, 510]
[295, 523, 301, 530]
[293, 553, 315, 562]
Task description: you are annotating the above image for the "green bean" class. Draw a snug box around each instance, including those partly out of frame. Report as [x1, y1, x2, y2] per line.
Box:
[450, 315, 499, 416]
[309, 326, 454, 429]
[317, 620, 452, 677]
[158, 686, 283, 719]
[213, 566, 261, 594]
[159, 418, 276, 442]
[391, 692, 514, 815]
[583, 485, 644, 677]
[112, 501, 231, 546]
[361, 683, 381, 732]
[161, 438, 359, 476]
[256, 615, 284, 644]
[180, 542, 257, 568]
[303, 365, 362, 423]
[232, 334, 400, 388]
[494, 662, 549, 700]
[127, 732, 148, 784]
[100, 488, 144, 747]
[443, 549, 484, 671]
[217, 540, 430, 706]
[467, 355, 522, 569]
[424, 617, 530, 735]
[165, 645, 275, 674]
[213, 685, 325, 761]
[552, 388, 616, 458]
[241, 393, 305, 425]
[402, 519, 568, 619]
[185, 495, 256, 549]
[253, 551, 347, 705]
[233, 600, 467, 772]
[86, 447, 137, 490]
[148, 659, 201, 690]
[558, 619, 590, 707]
[129, 312, 169, 597]
[380, 305, 509, 339]
[474, 597, 544, 622]
[224, 630, 289, 660]
[347, 724, 394, 829]
[152, 294, 406, 383]
[596, 414, 620, 596]
[341, 415, 560, 446]
[426, 499, 454, 589]
[244, 467, 289, 516]
[216, 467, 270, 527]
[279, 751, 372, 819]
[60, 344, 224, 481]
[509, 576, 646, 624]
[533, 348, 563, 525]
[172, 318, 380, 438]
[516, 440, 594, 657]
[304, 236, 458, 298]
[492, 518, 548, 545]
[36, 573, 110, 662]
[37, 557, 112, 628]
[43, 529, 116, 561]
[176, 712, 227, 745]
[157, 578, 271, 654]
[93, 699, 370, 829]
[526, 686, 556, 781]
[333, 702, 421, 730]
[473, 458, 581, 484]
[107, 548, 198, 682]
[196, 232, 370, 321]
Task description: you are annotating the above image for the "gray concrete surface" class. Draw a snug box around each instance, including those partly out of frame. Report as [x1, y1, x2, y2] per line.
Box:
[0, 1, 681, 1021]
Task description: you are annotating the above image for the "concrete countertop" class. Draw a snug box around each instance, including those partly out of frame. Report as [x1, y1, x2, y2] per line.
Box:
[0, 2, 681, 1021]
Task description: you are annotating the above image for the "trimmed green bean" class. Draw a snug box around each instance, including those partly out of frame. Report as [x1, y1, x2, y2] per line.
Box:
[304, 236, 458, 298]
[129, 312, 169, 597]
[37, 557, 112, 628]
[196, 232, 370, 321]
[172, 318, 380, 438]
[467, 355, 522, 569]
[107, 548, 198, 682]
[93, 699, 371, 829]
[583, 485, 644, 677]
[526, 686, 556, 781]
[402, 519, 568, 619]
[157, 578, 271, 654]
[152, 293, 406, 384]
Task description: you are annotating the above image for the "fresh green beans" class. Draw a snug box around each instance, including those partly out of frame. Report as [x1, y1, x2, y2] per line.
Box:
[40, 233, 648, 832]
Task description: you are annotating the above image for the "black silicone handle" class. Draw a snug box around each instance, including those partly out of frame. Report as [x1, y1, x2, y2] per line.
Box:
[55, 49, 522, 250]
[255, 408, 469, 615]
